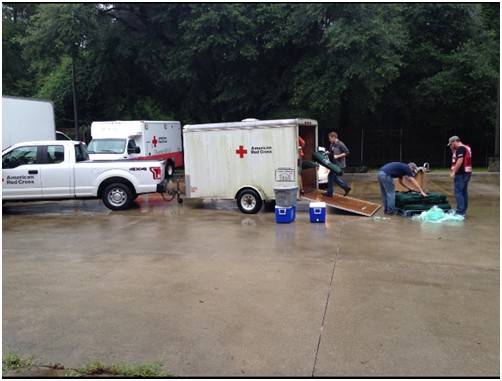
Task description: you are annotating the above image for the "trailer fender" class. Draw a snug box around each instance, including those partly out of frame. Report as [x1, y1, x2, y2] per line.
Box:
[235, 186, 266, 201]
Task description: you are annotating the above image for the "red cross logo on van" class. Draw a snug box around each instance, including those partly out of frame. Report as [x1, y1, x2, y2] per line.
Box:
[235, 145, 248, 158]
[152, 136, 158, 147]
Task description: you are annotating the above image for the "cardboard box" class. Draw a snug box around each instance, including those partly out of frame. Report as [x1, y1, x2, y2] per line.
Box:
[395, 171, 427, 192]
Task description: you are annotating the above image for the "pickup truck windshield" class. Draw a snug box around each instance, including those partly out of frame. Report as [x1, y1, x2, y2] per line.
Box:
[88, 139, 126, 154]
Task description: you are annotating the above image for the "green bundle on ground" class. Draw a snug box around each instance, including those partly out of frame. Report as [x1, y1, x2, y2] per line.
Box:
[395, 191, 448, 208]
[395, 191, 451, 214]
[400, 203, 451, 211]
[312, 151, 343, 175]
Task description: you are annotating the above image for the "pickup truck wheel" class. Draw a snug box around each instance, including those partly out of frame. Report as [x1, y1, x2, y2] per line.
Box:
[237, 189, 262, 214]
[102, 183, 133, 210]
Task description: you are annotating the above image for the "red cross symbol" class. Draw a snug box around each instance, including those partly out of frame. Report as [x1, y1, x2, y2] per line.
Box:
[235, 145, 247, 158]
[152, 136, 158, 147]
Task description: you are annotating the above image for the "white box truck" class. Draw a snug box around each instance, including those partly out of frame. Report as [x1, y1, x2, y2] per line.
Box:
[183, 118, 319, 213]
[2, 96, 70, 150]
[88, 120, 183, 176]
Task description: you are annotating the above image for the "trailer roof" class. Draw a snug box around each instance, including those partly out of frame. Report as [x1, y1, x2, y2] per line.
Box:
[183, 118, 317, 132]
[3, 95, 54, 106]
[6, 140, 81, 147]
[92, 120, 180, 124]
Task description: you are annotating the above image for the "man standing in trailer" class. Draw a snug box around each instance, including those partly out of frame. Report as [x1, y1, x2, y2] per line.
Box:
[324, 131, 351, 197]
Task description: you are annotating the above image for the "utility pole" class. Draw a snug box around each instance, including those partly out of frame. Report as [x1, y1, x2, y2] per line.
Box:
[70, 7, 80, 142]
[399, 128, 403, 162]
[495, 83, 499, 157]
[488, 85, 500, 172]
[443, 126, 447, 168]
[71, 51, 79, 141]
[360, 128, 364, 165]
[489, 82, 499, 171]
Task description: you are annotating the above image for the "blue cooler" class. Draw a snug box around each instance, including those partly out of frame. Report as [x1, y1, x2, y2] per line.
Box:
[309, 202, 326, 223]
[275, 205, 296, 223]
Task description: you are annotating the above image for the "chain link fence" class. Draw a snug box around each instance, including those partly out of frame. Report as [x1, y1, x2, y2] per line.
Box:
[319, 127, 494, 170]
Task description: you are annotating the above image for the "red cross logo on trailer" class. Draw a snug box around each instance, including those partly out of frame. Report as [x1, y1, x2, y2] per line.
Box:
[152, 136, 158, 148]
[235, 145, 247, 158]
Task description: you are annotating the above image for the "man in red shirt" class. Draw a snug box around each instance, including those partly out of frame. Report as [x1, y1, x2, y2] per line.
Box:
[448, 135, 472, 216]
[298, 136, 306, 194]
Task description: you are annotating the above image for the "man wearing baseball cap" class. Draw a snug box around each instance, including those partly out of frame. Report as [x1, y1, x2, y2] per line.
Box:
[377, 161, 427, 215]
[448, 136, 472, 216]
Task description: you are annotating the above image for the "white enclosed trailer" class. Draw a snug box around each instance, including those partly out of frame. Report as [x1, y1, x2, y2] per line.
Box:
[2, 96, 63, 150]
[183, 118, 318, 213]
[88, 120, 183, 176]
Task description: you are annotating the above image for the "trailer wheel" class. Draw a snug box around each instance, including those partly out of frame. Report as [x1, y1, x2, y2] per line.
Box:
[236, 189, 263, 214]
[165, 162, 174, 178]
[102, 183, 134, 210]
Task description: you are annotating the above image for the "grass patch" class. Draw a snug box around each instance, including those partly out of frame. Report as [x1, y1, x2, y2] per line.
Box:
[3, 354, 171, 377]
[68, 360, 171, 377]
[2, 353, 34, 372]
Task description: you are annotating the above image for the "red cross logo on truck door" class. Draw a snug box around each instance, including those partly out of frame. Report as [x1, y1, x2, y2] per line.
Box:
[235, 145, 248, 158]
[152, 136, 158, 147]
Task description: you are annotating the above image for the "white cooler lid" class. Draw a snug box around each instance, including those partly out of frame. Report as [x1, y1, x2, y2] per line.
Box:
[309, 202, 326, 208]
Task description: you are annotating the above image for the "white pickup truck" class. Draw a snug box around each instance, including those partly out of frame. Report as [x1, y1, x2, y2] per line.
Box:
[2, 140, 167, 210]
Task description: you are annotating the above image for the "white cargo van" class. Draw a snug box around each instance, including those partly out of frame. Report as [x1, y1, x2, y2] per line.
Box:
[183, 118, 318, 213]
[2, 96, 69, 150]
[88, 120, 183, 176]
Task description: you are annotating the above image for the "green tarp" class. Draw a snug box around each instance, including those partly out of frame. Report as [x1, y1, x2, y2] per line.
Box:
[312, 151, 343, 175]
[396, 191, 451, 214]
[301, 160, 317, 169]
[412, 206, 464, 223]
[395, 191, 448, 208]
[400, 203, 451, 211]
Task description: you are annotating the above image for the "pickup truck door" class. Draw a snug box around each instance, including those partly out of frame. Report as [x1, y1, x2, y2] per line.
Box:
[2, 145, 43, 199]
[39, 144, 72, 198]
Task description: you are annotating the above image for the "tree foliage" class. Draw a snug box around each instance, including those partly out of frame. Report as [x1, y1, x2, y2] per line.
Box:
[2, 3, 499, 164]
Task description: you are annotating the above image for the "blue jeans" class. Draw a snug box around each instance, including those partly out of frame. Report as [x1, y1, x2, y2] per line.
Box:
[454, 173, 471, 215]
[378, 171, 396, 214]
[327, 170, 350, 195]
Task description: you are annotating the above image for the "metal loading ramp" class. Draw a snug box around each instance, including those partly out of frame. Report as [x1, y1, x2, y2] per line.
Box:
[302, 190, 381, 217]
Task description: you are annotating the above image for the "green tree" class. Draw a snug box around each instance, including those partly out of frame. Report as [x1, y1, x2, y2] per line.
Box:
[2, 4, 38, 95]
[2, 3, 498, 165]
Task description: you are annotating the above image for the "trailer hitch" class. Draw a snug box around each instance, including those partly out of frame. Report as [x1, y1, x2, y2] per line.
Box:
[161, 177, 183, 204]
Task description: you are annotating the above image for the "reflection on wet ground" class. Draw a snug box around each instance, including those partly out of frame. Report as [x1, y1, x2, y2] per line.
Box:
[2, 174, 499, 376]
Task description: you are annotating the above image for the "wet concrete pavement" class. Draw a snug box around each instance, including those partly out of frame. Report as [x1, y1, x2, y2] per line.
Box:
[2, 174, 499, 376]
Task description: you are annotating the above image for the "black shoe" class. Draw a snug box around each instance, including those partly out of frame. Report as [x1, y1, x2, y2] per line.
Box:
[343, 187, 352, 197]
[323, 192, 333, 198]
